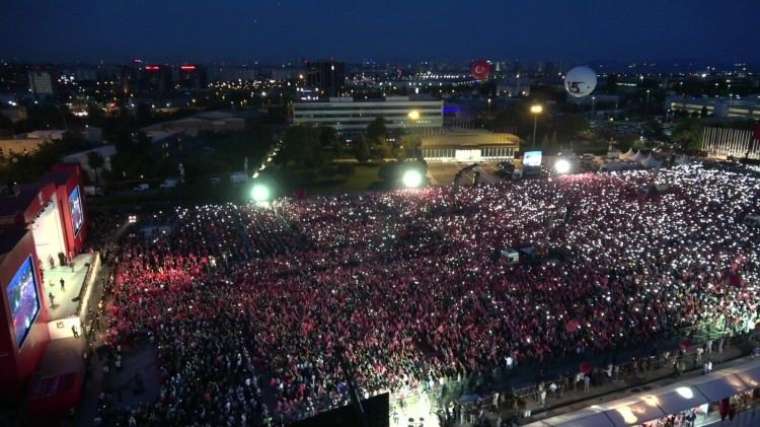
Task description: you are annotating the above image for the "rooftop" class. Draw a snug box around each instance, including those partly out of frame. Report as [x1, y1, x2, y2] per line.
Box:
[420, 129, 521, 148]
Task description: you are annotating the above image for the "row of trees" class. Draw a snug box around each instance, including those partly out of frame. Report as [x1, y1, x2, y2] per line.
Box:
[276, 117, 423, 169]
[353, 117, 422, 163]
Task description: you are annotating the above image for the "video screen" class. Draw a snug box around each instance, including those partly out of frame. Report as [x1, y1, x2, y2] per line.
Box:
[5, 257, 40, 347]
[523, 150, 543, 168]
[69, 185, 84, 235]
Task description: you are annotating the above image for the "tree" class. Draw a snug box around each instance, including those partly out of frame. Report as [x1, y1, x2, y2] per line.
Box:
[87, 151, 106, 185]
[366, 116, 387, 142]
[540, 133, 550, 148]
[109, 131, 154, 181]
[277, 125, 332, 170]
[365, 117, 391, 161]
[672, 118, 703, 151]
[353, 136, 370, 164]
[399, 134, 422, 160]
[642, 120, 664, 140]
[319, 126, 339, 154]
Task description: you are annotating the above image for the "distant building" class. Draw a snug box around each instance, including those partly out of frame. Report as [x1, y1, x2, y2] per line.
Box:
[175, 64, 207, 91]
[209, 66, 258, 82]
[141, 110, 246, 140]
[496, 76, 530, 98]
[419, 129, 521, 162]
[306, 61, 345, 97]
[62, 145, 117, 181]
[0, 138, 47, 156]
[28, 71, 54, 96]
[293, 96, 443, 132]
[138, 65, 172, 95]
[667, 95, 760, 120]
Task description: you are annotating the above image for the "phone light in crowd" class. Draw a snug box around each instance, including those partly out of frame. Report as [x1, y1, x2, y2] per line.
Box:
[554, 158, 571, 174]
[251, 183, 271, 203]
[402, 169, 423, 188]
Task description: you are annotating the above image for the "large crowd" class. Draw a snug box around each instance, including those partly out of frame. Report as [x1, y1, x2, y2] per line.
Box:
[98, 164, 760, 426]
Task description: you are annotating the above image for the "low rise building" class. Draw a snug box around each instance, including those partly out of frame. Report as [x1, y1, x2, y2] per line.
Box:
[293, 96, 443, 132]
[667, 95, 760, 120]
[419, 129, 521, 162]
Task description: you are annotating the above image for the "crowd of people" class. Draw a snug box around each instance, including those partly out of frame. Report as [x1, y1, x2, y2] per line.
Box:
[97, 164, 760, 426]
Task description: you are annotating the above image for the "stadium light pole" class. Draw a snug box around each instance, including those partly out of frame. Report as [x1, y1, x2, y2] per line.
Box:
[530, 104, 543, 147]
[554, 158, 571, 174]
[251, 183, 270, 204]
[402, 169, 424, 188]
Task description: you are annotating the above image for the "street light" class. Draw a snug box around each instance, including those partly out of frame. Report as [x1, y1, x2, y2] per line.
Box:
[530, 104, 543, 147]
[402, 169, 423, 188]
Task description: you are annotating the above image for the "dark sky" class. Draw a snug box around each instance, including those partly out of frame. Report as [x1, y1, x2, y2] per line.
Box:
[1, 0, 758, 64]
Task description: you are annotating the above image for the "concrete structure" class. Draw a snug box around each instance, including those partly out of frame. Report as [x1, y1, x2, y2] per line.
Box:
[0, 128, 102, 157]
[293, 96, 443, 132]
[667, 95, 760, 120]
[142, 110, 246, 139]
[419, 129, 521, 162]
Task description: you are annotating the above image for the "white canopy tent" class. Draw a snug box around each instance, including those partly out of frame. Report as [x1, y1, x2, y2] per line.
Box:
[529, 359, 760, 426]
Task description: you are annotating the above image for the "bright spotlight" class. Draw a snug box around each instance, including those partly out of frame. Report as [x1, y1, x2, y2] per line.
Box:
[407, 110, 421, 121]
[251, 183, 270, 202]
[554, 159, 571, 174]
[402, 169, 423, 188]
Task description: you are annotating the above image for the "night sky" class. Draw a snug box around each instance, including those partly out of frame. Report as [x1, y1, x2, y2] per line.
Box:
[1, 0, 758, 64]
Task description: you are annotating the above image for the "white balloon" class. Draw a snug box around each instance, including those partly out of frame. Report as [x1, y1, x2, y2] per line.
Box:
[564, 66, 598, 98]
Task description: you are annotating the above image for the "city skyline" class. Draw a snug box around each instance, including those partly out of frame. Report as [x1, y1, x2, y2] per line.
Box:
[1, 0, 759, 64]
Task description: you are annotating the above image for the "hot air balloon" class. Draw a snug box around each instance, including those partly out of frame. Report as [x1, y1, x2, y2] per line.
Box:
[564, 66, 597, 98]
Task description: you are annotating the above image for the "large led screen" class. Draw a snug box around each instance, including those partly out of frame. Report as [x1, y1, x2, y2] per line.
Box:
[5, 257, 40, 347]
[523, 150, 543, 168]
[69, 185, 84, 235]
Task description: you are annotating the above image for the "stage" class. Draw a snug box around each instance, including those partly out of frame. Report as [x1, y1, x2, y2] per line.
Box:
[42, 253, 94, 322]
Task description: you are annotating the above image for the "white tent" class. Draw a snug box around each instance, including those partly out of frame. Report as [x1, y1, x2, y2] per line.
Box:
[631, 151, 644, 162]
[640, 154, 662, 169]
[620, 149, 635, 160]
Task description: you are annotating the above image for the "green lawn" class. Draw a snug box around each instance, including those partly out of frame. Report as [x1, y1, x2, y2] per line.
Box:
[319, 164, 381, 193]
[265, 163, 384, 196]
